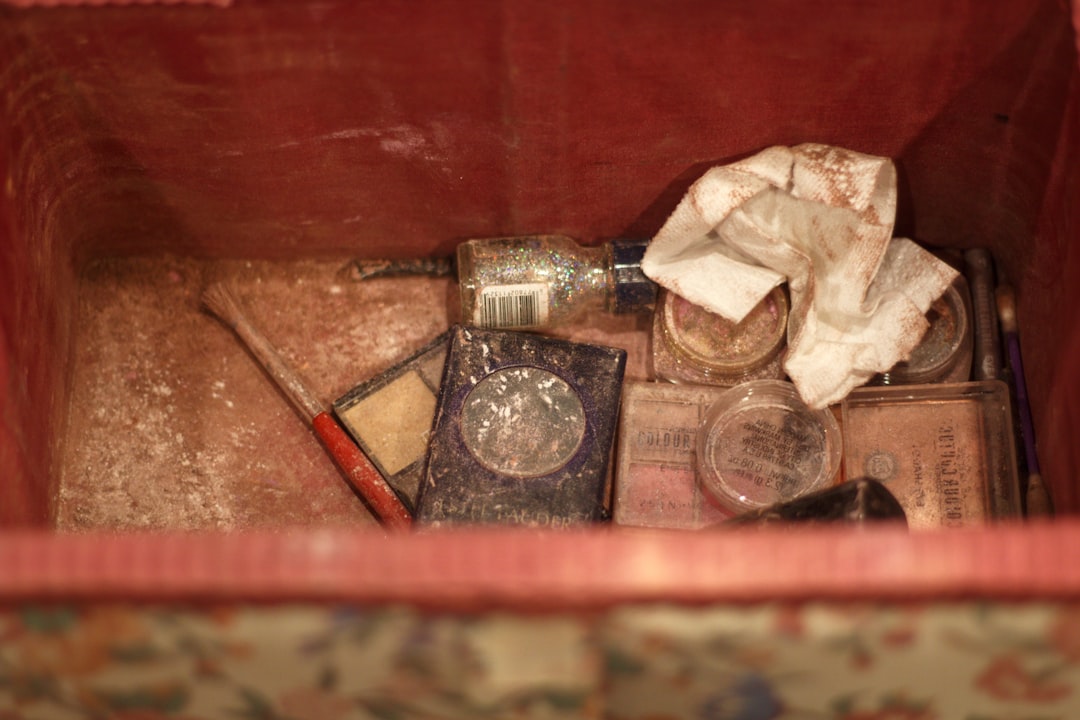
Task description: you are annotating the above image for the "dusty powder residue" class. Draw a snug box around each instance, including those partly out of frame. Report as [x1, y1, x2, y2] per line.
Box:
[340, 370, 438, 476]
[57, 257, 455, 531]
[549, 313, 651, 381]
[460, 366, 587, 478]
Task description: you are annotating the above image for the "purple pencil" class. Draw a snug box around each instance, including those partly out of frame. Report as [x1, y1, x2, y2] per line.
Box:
[996, 285, 1052, 517]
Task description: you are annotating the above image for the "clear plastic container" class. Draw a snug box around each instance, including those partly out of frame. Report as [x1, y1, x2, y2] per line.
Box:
[697, 380, 842, 513]
[841, 380, 1022, 529]
[651, 287, 788, 387]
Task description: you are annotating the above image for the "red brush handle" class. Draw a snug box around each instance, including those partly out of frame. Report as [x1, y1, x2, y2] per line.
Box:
[312, 412, 413, 531]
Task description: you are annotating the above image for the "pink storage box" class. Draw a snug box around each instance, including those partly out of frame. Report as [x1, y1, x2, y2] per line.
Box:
[2, 1, 1080, 717]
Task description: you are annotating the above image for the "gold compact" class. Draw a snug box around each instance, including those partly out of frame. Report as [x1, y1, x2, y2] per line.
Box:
[651, 287, 789, 387]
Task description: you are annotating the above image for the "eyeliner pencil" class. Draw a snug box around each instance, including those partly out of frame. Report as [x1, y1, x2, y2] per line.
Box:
[963, 248, 1003, 381]
[202, 282, 413, 530]
[995, 285, 1052, 517]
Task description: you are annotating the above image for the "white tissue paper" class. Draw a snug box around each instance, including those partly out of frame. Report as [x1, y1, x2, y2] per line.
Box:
[640, 143, 958, 409]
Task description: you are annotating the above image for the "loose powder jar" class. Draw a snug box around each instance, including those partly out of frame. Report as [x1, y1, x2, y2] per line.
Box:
[417, 325, 626, 526]
[874, 275, 974, 385]
[697, 380, 842, 513]
[652, 286, 789, 387]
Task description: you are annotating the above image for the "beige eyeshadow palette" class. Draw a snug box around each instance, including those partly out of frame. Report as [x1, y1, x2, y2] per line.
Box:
[332, 330, 451, 512]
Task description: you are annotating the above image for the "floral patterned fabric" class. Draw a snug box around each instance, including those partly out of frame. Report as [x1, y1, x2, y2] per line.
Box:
[2, 602, 1080, 719]
[603, 603, 1080, 719]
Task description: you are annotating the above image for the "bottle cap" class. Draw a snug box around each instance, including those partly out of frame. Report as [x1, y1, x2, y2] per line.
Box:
[724, 478, 907, 527]
[611, 238, 658, 313]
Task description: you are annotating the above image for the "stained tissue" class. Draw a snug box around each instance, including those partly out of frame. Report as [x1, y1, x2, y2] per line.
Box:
[640, 143, 959, 408]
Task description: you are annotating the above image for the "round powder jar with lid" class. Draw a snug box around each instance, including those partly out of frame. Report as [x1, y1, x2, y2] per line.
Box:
[652, 286, 789, 387]
[697, 380, 841, 513]
[873, 275, 973, 385]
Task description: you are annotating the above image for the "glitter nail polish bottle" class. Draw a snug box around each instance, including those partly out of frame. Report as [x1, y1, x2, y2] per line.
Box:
[651, 287, 789, 387]
[456, 235, 657, 329]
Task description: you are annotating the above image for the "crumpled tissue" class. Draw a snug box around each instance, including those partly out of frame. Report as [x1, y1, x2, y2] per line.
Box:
[640, 143, 958, 408]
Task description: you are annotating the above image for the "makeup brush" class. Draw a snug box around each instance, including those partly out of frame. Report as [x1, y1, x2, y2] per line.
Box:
[201, 282, 413, 530]
[995, 285, 1052, 517]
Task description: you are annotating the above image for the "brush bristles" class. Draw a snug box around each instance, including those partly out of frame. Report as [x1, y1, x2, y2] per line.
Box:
[201, 280, 325, 420]
[995, 285, 1018, 335]
[201, 282, 245, 328]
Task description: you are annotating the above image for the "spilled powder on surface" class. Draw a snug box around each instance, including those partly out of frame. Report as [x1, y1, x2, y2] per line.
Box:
[57, 256, 650, 531]
[57, 257, 453, 531]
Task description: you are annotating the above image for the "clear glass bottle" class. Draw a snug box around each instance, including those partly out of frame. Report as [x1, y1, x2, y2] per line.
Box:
[456, 235, 657, 329]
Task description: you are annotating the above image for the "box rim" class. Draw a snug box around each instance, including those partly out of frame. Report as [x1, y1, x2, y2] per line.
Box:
[1, 522, 1078, 607]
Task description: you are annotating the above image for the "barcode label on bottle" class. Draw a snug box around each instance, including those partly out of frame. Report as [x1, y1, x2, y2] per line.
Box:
[476, 284, 549, 328]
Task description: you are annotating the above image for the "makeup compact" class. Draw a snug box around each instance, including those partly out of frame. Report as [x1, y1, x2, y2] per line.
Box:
[613, 381, 733, 529]
[416, 325, 627, 526]
[332, 331, 450, 511]
[841, 380, 1022, 529]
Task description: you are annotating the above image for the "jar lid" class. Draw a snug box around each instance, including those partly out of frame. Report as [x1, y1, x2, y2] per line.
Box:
[660, 286, 788, 375]
[697, 380, 841, 513]
[877, 277, 971, 385]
